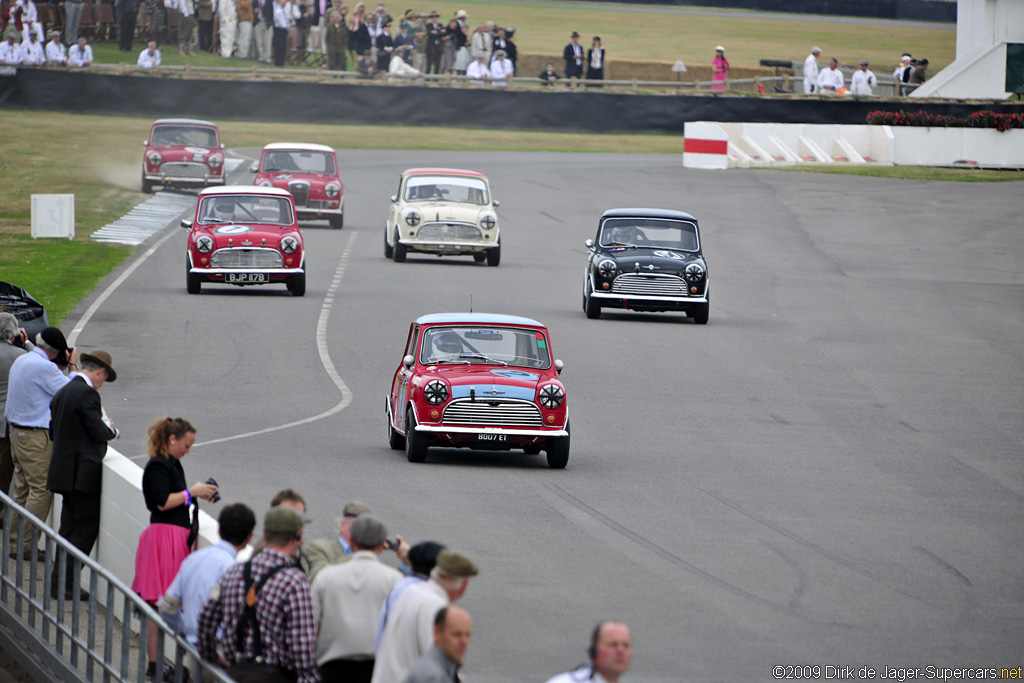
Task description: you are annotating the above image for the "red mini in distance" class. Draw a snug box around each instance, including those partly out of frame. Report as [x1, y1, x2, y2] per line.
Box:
[387, 313, 570, 468]
[252, 143, 345, 229]
[182, 186, 306, 297]
[142, 118, 225, 193]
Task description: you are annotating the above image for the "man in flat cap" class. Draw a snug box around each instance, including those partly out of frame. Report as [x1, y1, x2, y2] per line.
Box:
[5, 326, 79, 557]
[305, 501, 410, 582]
[46, 349, 120, 599]
[198, 506, 319, 683]
[803, 46, 821, 94]
[371, 549, 478, 683]
[850, 59, 876, 96]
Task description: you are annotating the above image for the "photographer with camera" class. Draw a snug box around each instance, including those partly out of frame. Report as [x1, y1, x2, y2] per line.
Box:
[305, 500, 410, 583]
[0, 313, 30, 524]
[131, 416, 218, 681]
[4, 325, 78, 557]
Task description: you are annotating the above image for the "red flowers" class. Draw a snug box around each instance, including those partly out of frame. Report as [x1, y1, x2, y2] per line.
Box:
[866, 110, 1024, 132]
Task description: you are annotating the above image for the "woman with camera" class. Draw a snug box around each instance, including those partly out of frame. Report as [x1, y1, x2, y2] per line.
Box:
[131, 416, 218, 681]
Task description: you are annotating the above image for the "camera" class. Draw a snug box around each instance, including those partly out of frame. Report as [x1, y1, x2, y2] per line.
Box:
[385, 537, 399, 551]
[206, 477, 221, 503]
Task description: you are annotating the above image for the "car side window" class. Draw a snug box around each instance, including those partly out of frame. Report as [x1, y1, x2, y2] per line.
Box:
[404, 325, 419, 359]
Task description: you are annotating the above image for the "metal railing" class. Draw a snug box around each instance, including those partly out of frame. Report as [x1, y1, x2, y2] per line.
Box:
[0, 491, 235, 683]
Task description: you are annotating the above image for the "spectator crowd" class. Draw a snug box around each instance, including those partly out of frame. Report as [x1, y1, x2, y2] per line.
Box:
[0, 315, 634, 682]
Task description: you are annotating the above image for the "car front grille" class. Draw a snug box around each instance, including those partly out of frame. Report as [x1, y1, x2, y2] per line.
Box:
[416, 223, 482, 242]
[612, 273, 692, 297]
[210, 248, 284, 268]
[305, 200, 331, 210]
[288, 181, 310, 207]
[160, 162, 209, 178]
[442, 399, 543, 427]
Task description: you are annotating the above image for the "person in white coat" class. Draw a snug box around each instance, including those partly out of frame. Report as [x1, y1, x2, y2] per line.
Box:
[816, 57, 844, 93]
[893, 54, 912, 95]
[488, 48, 513, 86]
[20, 30, 45, 65]
[137, 41, 161, 67]
[68, 37, 93, 66]
[217, 0, 238, 58]
[0, 34, 23, 75]
[387, 45, 422, 79]
[465, 52, 488, 81]
[17, 0, 42, 45]
[803, 46, 820, 94]
[850, 59, 876, 95]
[45, 32, 67, 65]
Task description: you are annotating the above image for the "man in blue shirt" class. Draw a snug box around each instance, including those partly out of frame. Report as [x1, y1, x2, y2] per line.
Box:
[158, 503, 257, 644]
[5, 326, 78, 555]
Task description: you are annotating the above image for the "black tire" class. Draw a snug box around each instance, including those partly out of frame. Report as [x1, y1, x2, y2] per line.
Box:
[691, 289, 709, 325]
[523, 445, 542, 455]
[405, 408, 427, 463]
[546, 422, 570, 469]
[584, 280, 601, 319]
[486, 239, 501, 267]
[329, 213, 344, 229]
[383, 228, 394, 258]
[288, 268, 306, 297]
[473, 253, 486, 263]
[186, 258, 201, 294]
[393, 228, 407, 263]
[387, 402, 405, 450]
[141, 174, 154, 194]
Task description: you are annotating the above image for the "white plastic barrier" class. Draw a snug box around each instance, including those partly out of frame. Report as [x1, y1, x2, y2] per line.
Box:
[682, 122, 729, 170]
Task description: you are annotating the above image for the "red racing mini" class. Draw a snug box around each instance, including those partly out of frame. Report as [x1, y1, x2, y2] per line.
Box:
[252, 143, 345, 229]
[141, 118, 225, 193]
[387, 313, 570, 468]
[182, 186, 306, 296]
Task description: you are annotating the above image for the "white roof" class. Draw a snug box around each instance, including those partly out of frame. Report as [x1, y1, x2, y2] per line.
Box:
[198, 185, 293, 198]
[262, 142, 335, 153]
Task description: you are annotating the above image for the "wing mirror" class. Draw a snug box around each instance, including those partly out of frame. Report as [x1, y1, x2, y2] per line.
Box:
[584, 239, 594, 250]
[180, 219, 193, 229]
[220, 143, 226, 149]
[554, 359, 564, 374]
[143, 140, 149, 146]
[403, 355, 415, 369]
[249, 162, 259, 173]
[391, 195, 398, 203]
[493, 200, 500, 208]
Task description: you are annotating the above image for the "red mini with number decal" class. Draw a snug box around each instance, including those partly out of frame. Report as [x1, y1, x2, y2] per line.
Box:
[387, 313, 570, 468]
[141, 118, 225, 194]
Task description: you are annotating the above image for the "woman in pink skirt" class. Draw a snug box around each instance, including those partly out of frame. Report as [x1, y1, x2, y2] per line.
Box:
[711, 45, 729, 91]
[132, 417, 218, 680]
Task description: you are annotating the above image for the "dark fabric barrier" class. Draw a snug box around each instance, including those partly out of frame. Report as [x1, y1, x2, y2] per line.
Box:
[555, 0, 957, 22]
[3, 70, 1022, 134]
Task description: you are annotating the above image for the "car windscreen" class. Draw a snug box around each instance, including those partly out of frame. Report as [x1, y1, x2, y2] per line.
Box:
[599, 218, 699, 251]
[420, 326, 550, 369]
[261, 150, 336, 175]
[151, 126, 219, 148]
[404, 176, 489, 205]
[197, 195, 295, 225]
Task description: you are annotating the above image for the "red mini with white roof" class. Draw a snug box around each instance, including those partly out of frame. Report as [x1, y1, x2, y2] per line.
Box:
[384, 168, 501, 265]
[387, 313, 570, 468]
[142, 118, 225, 193]
[252, 143, 345, 229]
[182, 185, 306, 296]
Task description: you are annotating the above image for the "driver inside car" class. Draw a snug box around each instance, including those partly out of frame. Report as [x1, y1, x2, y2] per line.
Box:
[203, 198, 236, 222]
[414, 184, 438, 200]
[607, 225, 639, 244]
[428, 331, 463, 361]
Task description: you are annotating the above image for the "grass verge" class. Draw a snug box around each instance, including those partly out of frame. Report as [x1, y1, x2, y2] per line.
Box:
[766, 164, 1024, 181]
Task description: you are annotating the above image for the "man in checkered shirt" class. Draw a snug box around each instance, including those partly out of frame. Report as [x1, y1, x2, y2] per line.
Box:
[198, 506, 320, 683]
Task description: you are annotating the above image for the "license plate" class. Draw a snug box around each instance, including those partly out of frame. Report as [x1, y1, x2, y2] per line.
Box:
[477, 433, 507, 442]
[225, 273, 268, 283]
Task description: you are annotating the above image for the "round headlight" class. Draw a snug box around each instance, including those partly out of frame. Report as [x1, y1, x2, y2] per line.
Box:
[424, 380, 449, 405]
[405, 211, 421, 227]
[280, 235, 299, 254]
[685, 262, 706, 283]
[147, 152, 162, 166]
[538, 384, 564, 410]
[597, 259, 617, 279]
[258, 180, 273, 188]
[207, 154, 223, 169]
[195, 235, 213, 253]
[480, 214, 496, 230]
[324, 183, 340, 198]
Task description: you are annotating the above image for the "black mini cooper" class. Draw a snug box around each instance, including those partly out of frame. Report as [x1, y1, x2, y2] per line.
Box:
[583, 208, 709, 324]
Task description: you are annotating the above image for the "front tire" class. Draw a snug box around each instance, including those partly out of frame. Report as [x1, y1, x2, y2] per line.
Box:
[486, 239, 501, 267]
[186, 258, 201, 294]
[546, 422, 570, 469]
[288, 268, 306, 297]
[393, 228, 407, 263]
[584, 280, 601, 319]
[691, 289, 709, 325]
[388, 402, 405, 450]
[383, 228, 394, 258]
[141, 174, 154, 194]
[405, 408, 427, 463]
[329, 213, 344, 229]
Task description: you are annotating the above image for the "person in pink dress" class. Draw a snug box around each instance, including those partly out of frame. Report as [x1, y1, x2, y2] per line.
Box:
[711, 45, 729, 91]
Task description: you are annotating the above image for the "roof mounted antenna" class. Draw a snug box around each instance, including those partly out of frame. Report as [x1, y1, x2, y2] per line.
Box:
[470, 295, 473, 313]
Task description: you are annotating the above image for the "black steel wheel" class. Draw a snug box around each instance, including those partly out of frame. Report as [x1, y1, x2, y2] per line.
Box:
[546, 422, 570, 469]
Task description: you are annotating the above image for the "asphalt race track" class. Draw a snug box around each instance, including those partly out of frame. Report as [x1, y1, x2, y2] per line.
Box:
[70, 151, 1023, 682]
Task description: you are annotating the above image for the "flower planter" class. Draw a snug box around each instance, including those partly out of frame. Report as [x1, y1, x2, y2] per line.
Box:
[890, 127, 1024, 167]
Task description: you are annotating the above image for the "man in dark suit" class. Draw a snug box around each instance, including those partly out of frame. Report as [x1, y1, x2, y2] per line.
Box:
[562, 30, 583, 86]
[46, 349, 119, 600]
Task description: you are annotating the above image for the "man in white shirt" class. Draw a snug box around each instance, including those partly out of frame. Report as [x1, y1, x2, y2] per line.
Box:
[68, 37, 93, 67]
[850, 59, 876, 96]
[546, 622, 633, 683]
[893, 54, 912, 95]
[816, 57, 844, 93]
[312, 515, 403, 682]
[387, 46, 422, 79]
[218, 0, 238, 58]
[20, 31, 45, 66]
[803, 46, 820, 94]
[371, 550, 478, 683]
[0, 35, 22, 75]
[137, 41, 161, 68]
[45, 32, 67, 65]
[466, 52, 488, 81]
[489, 48, 513, 86]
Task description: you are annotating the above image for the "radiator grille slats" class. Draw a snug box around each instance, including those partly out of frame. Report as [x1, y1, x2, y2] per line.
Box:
[612, 274, 691, 297]
[210, 248, 284, 268]
[416, 223, 482, 242]
[442, 399, 542, 427]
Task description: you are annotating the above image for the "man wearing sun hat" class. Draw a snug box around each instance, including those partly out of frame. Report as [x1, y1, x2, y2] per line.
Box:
[46, 348, 119, 593]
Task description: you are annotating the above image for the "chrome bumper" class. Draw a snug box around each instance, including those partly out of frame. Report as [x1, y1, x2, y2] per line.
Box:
[590, 291, 708, 304]
[415, 425, 567, 437]
[190, 268, 305, 275]
[398, 240, 497, 251]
